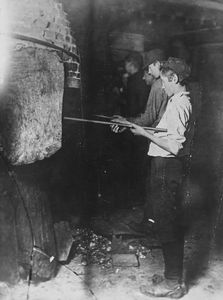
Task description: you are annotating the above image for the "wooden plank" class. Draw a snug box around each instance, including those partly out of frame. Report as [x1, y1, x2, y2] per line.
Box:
[158, 0, 223, 12]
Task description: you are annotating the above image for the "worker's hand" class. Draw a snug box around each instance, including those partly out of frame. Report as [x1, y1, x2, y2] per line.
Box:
[111, 125, 126, 133]
[130, 123, 147, 137]
[110, 116, 130, 133]
[111, 120, 129, 133]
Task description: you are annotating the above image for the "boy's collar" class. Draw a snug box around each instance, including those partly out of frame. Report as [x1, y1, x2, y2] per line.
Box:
[169, 90, 190, 101]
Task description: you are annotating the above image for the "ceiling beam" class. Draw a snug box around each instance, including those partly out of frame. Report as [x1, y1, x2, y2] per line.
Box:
[157, 0, 223, 12]
[174, 26, 222, 36]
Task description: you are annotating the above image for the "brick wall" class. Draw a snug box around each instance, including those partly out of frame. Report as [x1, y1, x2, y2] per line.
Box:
[8, 0, 77, 54]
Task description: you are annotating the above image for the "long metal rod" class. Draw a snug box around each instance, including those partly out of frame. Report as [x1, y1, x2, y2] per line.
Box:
[94, 114, 114, 119]
[64, 117, 167, 132]
[2, 33, 80, 61]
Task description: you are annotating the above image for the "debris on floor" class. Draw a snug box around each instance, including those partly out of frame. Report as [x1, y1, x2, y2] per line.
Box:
[69, 212, 158, 274]
[90, 206, 161, 250]
[2, 213, 223, 300]
[70, 227, 113, 268]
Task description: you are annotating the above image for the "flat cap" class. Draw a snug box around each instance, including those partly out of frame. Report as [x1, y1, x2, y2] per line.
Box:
[143, 49, 165, 68]
[162, 57, 191, 81]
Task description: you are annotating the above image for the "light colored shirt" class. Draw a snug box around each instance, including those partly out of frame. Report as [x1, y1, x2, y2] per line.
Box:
[148, 91, 193, 158]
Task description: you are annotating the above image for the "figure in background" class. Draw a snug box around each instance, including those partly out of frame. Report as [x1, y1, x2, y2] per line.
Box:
[115, 52, 150, 207]
[105, 64, 128, 116]
[123, 52, 150, 117]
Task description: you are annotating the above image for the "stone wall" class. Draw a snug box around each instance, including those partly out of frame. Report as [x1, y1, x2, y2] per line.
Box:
[0, 0, 78, 165]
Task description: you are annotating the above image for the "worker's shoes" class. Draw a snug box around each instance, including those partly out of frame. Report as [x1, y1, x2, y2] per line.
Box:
[140, 276, 188, 299]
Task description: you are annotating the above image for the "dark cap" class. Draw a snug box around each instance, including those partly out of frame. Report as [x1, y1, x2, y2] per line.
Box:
[143, 49, 165, 68]
[162, 57, 191, 81]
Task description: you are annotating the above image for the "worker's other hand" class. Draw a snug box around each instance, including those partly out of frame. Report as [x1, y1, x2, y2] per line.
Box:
[130, 123, 147, 137]
[111, 124, 126, 133]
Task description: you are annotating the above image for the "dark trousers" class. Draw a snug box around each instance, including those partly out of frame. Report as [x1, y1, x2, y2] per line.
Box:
[121, 132, 148, 205]
[149, 156, 186, 281]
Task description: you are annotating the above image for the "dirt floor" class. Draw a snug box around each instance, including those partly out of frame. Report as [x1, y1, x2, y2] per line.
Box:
[1, 207, 223, 300]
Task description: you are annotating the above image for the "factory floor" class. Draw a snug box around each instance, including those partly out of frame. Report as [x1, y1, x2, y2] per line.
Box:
[1, 128, 222, 300]
[3, 208, 223, 300]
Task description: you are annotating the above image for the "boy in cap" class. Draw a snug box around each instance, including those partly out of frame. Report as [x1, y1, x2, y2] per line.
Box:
[128, 57, 193, 298]
[113, 48, 168, 127]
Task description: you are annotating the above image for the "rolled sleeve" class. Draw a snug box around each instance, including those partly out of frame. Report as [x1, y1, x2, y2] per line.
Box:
[166, 101, 190, 155]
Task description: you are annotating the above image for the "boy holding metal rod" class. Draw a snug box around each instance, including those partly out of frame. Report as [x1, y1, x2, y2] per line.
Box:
[113, 57, 193, 298]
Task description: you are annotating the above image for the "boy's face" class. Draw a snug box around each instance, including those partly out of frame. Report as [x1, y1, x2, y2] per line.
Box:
[148, 62, 160, 78]
[160, 74, 174, 97]
[124, 61, 134, 75]
[143, 71, 155, 86]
